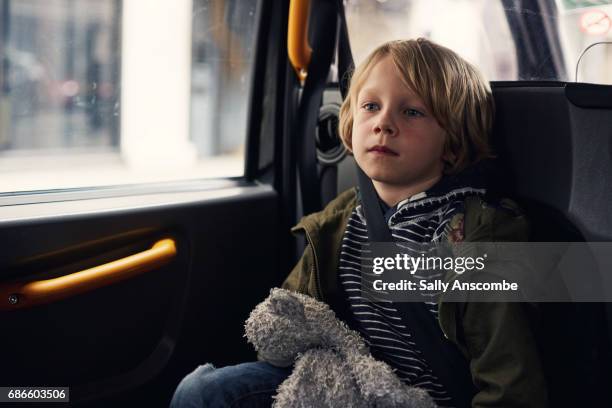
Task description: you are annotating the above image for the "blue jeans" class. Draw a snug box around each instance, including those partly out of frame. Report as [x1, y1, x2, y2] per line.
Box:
[169, 362, 292, 408]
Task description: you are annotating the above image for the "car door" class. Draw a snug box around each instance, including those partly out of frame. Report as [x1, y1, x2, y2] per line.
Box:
[0, 0, 293, 406]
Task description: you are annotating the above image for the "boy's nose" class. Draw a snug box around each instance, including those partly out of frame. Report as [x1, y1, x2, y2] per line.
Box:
[373, 121, 396, 136]
[372, 108, 397, 136]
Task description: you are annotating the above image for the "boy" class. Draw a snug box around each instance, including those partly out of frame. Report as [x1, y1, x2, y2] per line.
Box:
[171, 38, 547, 408]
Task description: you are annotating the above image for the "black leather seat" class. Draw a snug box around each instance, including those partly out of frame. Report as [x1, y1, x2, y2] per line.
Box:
[488, 81, 612, 407]
[490, 81, 612, 242]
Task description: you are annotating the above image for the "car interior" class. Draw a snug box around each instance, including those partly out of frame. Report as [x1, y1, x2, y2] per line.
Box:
[0, 0, 611, 407]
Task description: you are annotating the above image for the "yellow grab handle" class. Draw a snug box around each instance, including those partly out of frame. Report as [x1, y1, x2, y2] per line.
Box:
[288, 0, 312, 82]
[0, 238, 177, 311]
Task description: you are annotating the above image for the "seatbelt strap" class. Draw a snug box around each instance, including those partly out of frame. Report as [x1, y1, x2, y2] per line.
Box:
[358, 167, 477, 408]
[356, 167, 392, 242]
[296, 0, 338, 215]
[357, 165, 476, 408]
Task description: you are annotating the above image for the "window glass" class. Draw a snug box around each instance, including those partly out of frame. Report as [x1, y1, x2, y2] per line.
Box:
[345, 0, 612, 85]
[556, 1, 612, 84]
[0, 0, 257, 193]
[191, 0, 257, 167]
[344, 0, 518, 82]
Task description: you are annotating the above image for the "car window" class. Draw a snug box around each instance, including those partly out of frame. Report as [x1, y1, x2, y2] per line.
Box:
[345, 0, 518, 81]
[557, 1, 612, 83]
[345, 0, 612, 84]
[0, 0, 257, 193]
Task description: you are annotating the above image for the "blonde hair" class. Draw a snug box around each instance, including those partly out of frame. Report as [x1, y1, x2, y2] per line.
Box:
[338, 38, 494, 174]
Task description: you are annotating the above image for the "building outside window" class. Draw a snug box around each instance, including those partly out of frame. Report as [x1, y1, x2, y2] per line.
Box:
[0, 0, 257, 193]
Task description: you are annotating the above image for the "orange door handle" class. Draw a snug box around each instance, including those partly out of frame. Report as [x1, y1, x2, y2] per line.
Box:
[0, 238, 177, 311]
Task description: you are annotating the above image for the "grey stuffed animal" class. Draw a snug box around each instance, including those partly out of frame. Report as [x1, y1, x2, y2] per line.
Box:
[245, 288, 437, 408]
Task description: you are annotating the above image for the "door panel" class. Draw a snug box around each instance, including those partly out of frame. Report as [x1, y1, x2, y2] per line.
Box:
[0, 183, 280, 406]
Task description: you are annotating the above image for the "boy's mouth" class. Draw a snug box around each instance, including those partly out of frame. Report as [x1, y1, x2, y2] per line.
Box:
[367, 145, 398, 156]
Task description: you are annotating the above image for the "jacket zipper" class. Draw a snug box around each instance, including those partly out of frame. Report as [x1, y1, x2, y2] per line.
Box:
[302, 227, 324, 300]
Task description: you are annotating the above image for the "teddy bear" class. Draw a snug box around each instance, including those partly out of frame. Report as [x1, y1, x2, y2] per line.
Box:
[244, 288, 437, 408]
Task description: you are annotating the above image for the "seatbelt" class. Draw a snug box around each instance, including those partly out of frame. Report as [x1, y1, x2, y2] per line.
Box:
[336, 5, 477, 407]
[357, 164, 475, 407]
[356, 167, 391, 242]
[295, 0, 338, 215]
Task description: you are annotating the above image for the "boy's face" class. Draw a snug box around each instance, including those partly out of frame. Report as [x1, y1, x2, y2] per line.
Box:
[351, 55, 446, 191]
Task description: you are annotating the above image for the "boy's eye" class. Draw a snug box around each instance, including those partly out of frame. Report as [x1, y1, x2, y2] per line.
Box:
[404, 108, 424, 117]
[361, 102, 379, 111]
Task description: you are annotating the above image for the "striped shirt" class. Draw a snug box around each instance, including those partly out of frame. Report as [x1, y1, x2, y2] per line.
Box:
[338, 186, 485, 407]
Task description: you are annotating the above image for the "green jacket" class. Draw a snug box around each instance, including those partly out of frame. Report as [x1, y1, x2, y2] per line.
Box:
[282, 188, 548, 408]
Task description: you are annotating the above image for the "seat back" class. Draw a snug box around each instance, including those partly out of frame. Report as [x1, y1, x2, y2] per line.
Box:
[490, 82, 612, 407]
[490, 82, 612, 241]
